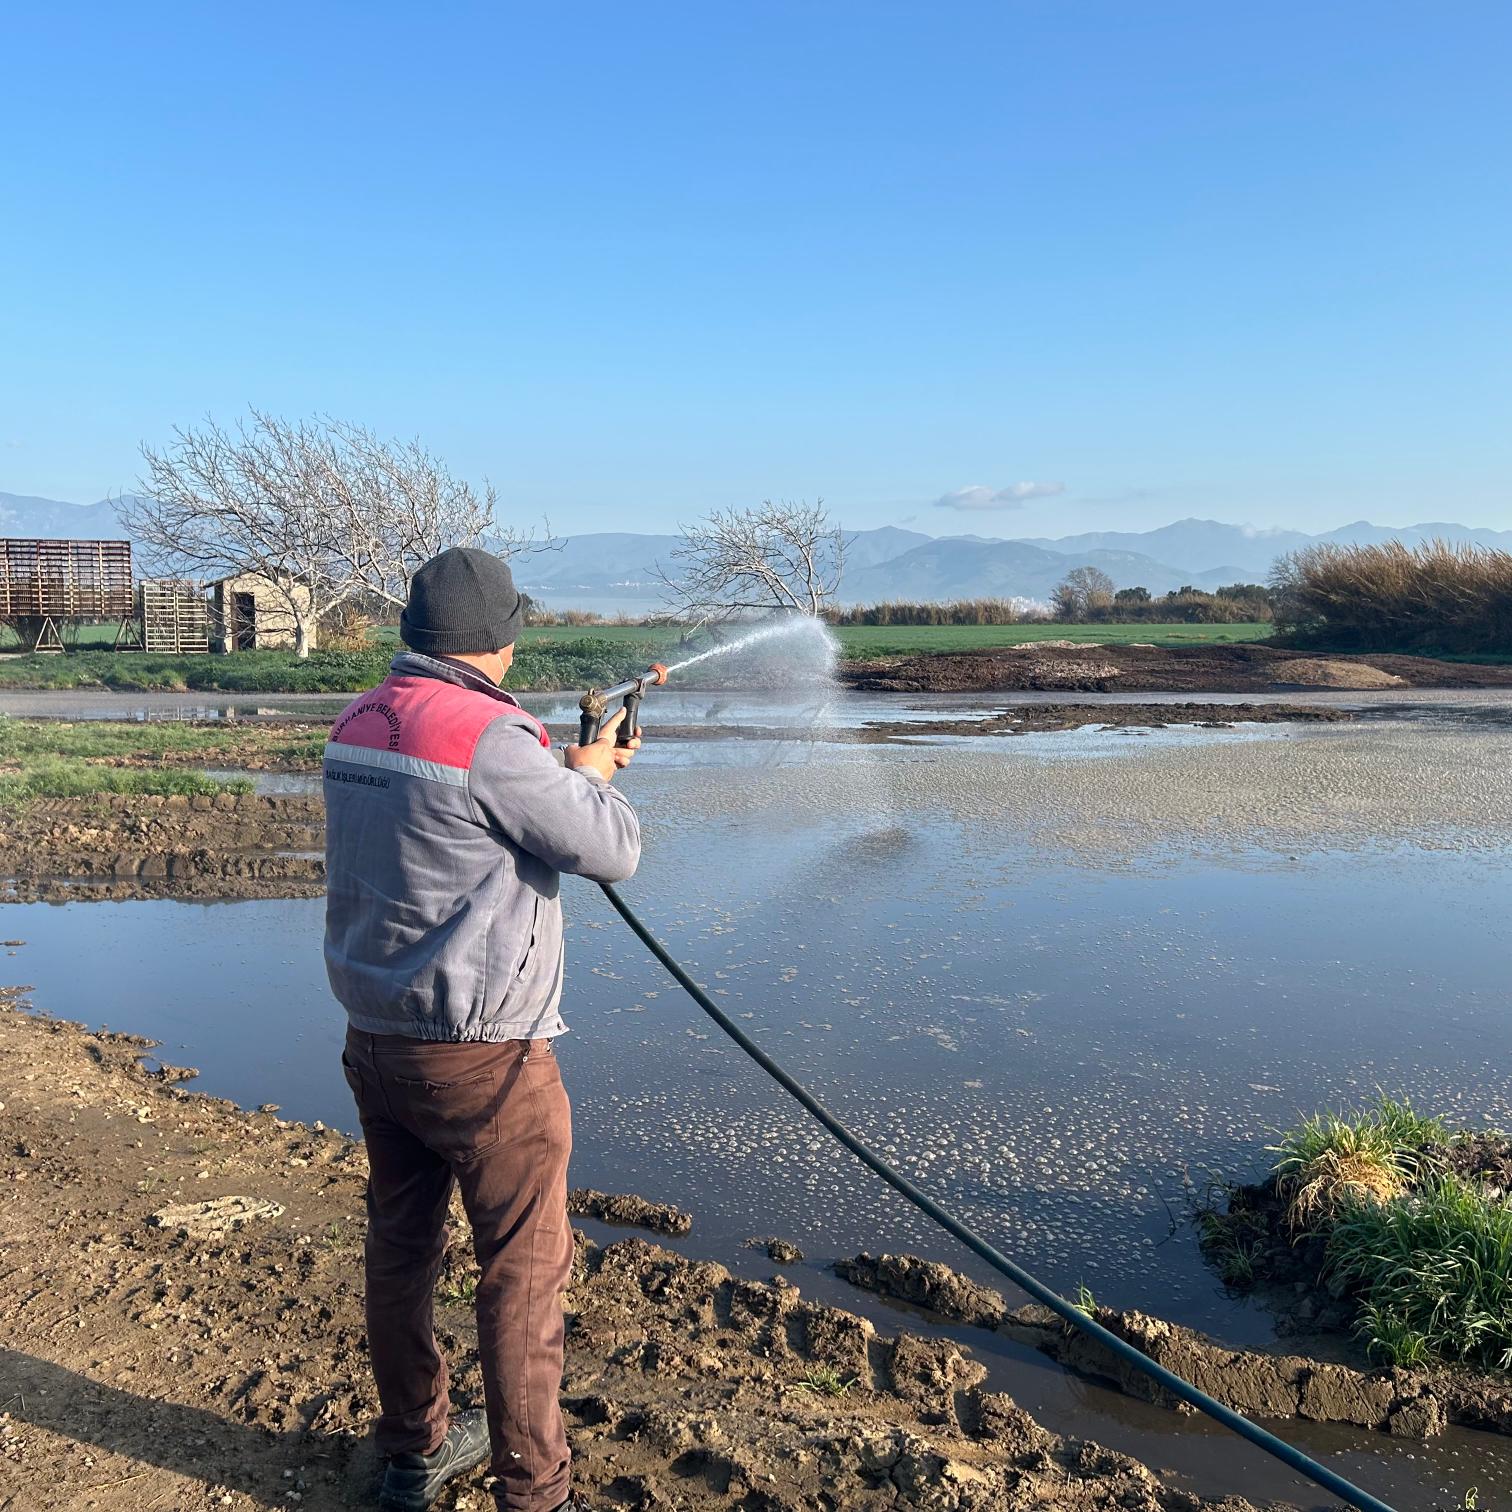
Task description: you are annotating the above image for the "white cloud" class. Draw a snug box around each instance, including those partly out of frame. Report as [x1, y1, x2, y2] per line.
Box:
[934, 482, 1066, 511]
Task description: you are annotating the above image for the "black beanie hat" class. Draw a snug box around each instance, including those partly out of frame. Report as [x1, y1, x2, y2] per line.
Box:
[400, 547, 524, 655]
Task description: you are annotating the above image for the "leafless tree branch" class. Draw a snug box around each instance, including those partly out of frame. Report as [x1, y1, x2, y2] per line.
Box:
[120, 410, 552, 656]
[655, 500, 847, 626]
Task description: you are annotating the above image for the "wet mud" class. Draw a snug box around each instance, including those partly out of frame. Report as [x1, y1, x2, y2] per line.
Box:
[567, 1188, 694, 1235]
[0, 792, 325, 902]
[838, 1252, 1512, 1442]
[649, 702, 1350, 742]
[0, 994, 1280, 1511]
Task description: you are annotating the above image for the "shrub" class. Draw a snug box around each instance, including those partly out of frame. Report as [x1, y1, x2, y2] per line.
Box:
[1083, 591, 1264, 625]
[825, 598, 1041, 626]
[320, 604, 376, 651]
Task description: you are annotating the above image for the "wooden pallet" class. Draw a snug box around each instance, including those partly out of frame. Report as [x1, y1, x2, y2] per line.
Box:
[137, 580, 209, 654]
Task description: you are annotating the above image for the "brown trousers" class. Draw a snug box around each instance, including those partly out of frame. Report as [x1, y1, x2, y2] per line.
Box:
[342, 1028, 574, 1512]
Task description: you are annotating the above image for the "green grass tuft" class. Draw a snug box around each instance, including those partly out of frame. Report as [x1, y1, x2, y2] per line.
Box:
[791, 1365, 858, 1398]
[1270, 1094, 1448, 1228]
[1327, 1174, 1512, 1370]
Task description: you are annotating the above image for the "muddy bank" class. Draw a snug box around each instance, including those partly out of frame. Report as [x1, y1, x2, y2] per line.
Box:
[567, 1188, 693, 1236]
[841, 641, 1512, 694]
[866, 701, 1350, 739]
[646, 702, 1350, 743]
[0, 792, 325, 902]
[837, 1252, 1512, 1442]
[0, 994, 1280, 1512]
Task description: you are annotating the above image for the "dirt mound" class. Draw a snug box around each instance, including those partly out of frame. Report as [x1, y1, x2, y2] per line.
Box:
[838, 1247, 1512, 1443]
[837, 1252, 1008, 1329]
[841, 641, 1512, 694]
[1273, 658, 1406, 689]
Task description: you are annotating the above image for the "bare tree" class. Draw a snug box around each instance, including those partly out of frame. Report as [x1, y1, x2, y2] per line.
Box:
[122, 410, 543, 657]
[1051, 565, 1116, 621]
[321, 420, 522, 612]
[656, 500, 847, 624]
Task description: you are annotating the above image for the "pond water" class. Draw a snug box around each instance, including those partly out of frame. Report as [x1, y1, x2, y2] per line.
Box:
[4, 711, 1511, 1506]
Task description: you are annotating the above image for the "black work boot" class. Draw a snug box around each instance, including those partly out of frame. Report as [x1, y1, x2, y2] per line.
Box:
[378, 1409, 490, 1511]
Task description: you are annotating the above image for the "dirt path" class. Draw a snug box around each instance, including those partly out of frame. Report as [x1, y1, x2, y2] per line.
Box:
[0, 994, 1280, 1512]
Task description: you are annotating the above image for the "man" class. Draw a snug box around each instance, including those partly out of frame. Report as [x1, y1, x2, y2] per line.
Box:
[324, 546, 641, 1512]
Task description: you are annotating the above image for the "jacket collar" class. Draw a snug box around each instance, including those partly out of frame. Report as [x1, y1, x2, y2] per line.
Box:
[389, 650, 526, 709]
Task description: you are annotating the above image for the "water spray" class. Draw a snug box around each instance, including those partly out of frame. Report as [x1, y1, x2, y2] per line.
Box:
[577, 625, 1394, 1512]
[575, 617, 835, 748]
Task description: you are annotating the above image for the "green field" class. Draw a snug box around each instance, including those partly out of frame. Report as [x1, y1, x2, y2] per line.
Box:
[0, 621, 1272, 694]
[520, 621, 1272, 655]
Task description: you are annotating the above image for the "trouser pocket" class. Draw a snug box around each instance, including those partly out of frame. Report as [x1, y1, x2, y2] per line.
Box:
[374, 1039, 526, 1165]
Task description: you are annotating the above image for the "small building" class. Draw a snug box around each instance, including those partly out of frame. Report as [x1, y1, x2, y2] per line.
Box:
[207, 571, 315, 653]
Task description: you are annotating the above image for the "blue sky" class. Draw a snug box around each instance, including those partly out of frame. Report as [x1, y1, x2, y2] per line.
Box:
[3, 2, 1509, 536]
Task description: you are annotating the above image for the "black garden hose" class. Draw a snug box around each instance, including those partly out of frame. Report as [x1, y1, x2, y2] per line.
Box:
[599, 880, 1397, 1512]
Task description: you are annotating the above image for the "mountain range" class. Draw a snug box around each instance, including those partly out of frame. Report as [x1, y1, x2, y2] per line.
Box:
[5, 491, 1511, 608]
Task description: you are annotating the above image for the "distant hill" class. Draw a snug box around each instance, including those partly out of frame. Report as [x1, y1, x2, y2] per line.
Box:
[1023, 516, 1512, 578]
[840, 537, 1238, 603]
[5, 490, 1510, 608]
[0, 492, 122, 538]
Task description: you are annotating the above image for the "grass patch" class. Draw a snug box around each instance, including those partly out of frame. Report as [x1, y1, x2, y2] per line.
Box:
[436, 1274, 478, 1307]
[1327, 1174, 1512, 1370]
[0, 716, 322, 766]
[1270, 1095, 1447, 1230]
[791, 1365, 858, 1398]
[0, 758, 251, 806]
[0, 716, 278, 806]
[0, 638, 680, 694]
[0, 621, 1272, 693]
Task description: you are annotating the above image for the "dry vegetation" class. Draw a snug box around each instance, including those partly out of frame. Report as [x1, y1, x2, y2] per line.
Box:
[1271, 539, 1512, 654]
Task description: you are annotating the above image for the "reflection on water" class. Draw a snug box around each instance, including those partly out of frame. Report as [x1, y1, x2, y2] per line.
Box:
[4, 722, 1511, 1507]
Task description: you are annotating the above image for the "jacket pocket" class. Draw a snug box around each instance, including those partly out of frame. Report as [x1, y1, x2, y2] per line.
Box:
[515, 892, 543, 980]
[387, 1064, 503, 1164]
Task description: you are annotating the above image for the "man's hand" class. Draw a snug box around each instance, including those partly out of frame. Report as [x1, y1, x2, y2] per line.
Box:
[565, 707, 642, 782]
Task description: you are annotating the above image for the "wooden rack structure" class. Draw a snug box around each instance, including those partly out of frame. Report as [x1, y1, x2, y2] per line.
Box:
[0, 538, 135, 651]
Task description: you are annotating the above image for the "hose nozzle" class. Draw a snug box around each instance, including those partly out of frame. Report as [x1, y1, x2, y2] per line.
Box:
[578, 662, 670, 746]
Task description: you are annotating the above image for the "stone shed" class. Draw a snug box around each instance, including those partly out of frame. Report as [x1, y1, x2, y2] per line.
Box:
[207, 571, 315, 652]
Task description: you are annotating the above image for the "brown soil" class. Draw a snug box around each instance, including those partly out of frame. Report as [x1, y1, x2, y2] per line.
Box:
[0, 992, 1278, 1512]
[840, 642, 1512, 694]
[1440, 1133, 1512, 1198]
[837, 1252, 1512, 1442]
[0, 793, 325, 903]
